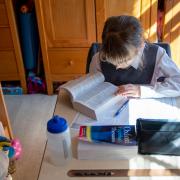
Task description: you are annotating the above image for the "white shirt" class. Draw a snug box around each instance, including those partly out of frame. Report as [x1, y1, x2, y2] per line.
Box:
[89, 45, 180, 98]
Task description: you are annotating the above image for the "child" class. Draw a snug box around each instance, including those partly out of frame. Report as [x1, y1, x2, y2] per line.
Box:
[89, 15, 180, 98]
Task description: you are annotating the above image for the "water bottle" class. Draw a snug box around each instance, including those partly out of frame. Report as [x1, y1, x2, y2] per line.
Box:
[46, 115, 72, 166]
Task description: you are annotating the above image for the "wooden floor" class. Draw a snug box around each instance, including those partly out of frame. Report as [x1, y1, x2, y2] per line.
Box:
[4, 94, 57, 180]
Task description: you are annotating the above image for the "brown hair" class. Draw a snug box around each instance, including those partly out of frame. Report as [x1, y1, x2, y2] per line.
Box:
[100, 15, 143, 64]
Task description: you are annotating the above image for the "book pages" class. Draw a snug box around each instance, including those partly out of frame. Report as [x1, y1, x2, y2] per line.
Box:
[78, 140, 138, 160]
[60, 72, 104, 100]
[60, 72, 126, 120]
[75, 82, 117, 108]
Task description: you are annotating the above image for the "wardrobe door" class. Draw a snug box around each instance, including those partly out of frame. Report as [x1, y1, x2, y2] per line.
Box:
[0, 0, 27, 93]
[40, 0, 96, 47]
[95, 0, 157, 42]
[35, 0, 96, 94]
[163, 0, 180, 66]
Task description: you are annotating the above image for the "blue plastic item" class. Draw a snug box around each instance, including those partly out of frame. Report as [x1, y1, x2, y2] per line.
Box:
[2, 87, 23, 95]
[3, 146, 15, 158]
[47, 115, 68, 134]
[79, 125, 137, 145]
[19, 11, 39, 70]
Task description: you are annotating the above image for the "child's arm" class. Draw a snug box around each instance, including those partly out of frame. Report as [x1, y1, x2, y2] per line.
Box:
[140, 47, 180, 98]
[115, 84, 141, 98]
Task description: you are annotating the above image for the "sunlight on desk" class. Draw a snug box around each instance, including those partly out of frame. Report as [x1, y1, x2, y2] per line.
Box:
[71, 97, 180, 129]
[38, 92, 180, 180]
[129, 98, 180, 125]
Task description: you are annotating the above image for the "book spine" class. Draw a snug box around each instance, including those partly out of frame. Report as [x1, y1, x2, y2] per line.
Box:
[79, 125, 137, 145]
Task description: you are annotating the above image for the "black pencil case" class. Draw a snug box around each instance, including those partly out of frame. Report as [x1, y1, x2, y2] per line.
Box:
[136, 118, 180, 156]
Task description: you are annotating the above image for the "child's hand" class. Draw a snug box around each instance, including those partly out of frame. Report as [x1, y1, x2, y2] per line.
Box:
[116, 84, 141, 98]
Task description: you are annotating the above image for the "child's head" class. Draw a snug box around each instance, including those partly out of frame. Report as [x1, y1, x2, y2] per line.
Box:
[100, 15, 144, 68]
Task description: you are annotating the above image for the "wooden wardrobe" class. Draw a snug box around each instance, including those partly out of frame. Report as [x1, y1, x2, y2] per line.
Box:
[0, 83, 13, 139]
[0, 0, 27, 93]
[35, 0, 158, 94]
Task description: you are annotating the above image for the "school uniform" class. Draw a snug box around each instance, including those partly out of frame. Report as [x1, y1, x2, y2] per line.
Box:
[89, 43, 180, 98]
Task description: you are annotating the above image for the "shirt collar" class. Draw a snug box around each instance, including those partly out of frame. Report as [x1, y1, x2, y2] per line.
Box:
[130, 55, 142, 69]
[130, 44, 145, 69]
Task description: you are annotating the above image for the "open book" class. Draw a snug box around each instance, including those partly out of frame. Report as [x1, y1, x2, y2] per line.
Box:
[60, 72, 127, 120]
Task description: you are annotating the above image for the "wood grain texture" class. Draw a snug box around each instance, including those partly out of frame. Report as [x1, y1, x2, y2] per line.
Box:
[48, 48, 88, 74]
[5, 0, 27, 93]
[0, 2, 9, 26]
[35, 0, 96, 94]
[163, 0, 180, 67]
[140, 0, 157, 41]
[4, 94, 57, 180]
[0, 51, 18, 75]
[95, 0, 157, 42]
[34, 0, 52, 94]
[0, 28, 14, 49]
[40, 0, 96, 47]
[0, 0, 27, 93]
[0, 83, 13, 139]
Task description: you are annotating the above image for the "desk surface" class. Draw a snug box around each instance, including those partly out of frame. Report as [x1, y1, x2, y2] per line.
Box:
[38, 91, 180, 180]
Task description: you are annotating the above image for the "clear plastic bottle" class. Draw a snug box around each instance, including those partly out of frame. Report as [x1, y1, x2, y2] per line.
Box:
[46, 115, 72, 166]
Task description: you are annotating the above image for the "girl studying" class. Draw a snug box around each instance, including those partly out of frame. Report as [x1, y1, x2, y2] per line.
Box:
[89, 15, 180, 98]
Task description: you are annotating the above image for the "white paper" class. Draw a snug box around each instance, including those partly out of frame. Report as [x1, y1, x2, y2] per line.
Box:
[71, 97, 180, 130]
[128, 98, 180, 125]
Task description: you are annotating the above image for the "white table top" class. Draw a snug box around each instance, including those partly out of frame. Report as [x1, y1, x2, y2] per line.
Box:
[38, 91, 180, 180]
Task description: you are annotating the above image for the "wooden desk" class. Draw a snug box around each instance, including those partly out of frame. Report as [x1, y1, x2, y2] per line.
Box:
[0, 83, 13, 139]
[38, 91, 180, 180]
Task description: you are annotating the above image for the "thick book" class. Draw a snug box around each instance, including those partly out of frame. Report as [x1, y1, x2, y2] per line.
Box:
[78, 140, 138, 160]
[60, 72, 127, 120]
[78, 125, 137, 145]
[77, 125, 137, 160]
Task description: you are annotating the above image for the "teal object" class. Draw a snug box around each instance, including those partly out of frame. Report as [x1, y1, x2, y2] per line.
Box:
[2, 87, 23, 95]
[19, 11, 39, 70]
[3, 146, 15, 158]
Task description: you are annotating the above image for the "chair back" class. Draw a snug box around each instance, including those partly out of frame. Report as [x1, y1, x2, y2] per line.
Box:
[86, 42, 171, 73]
[86, 43, 101, 73]
[154, 42, 171, 58]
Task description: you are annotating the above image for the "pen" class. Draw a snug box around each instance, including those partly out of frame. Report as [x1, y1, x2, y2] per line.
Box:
[114, 99, 129, 117]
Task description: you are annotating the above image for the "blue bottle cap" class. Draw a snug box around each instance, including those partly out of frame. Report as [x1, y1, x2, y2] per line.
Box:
[47, 115, 68, 133]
